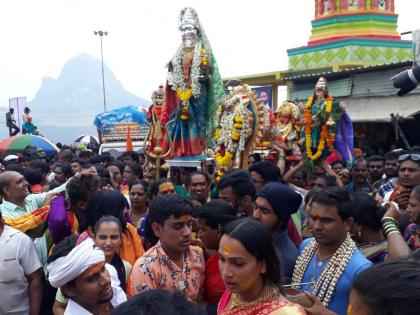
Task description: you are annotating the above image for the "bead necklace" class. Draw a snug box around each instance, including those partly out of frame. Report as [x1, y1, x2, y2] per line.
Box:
[310, 253, 331, 288]
[292, 234, 356, 306]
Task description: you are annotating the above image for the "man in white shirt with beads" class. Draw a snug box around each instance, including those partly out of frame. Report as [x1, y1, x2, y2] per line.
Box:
[292, 187, 372, 315]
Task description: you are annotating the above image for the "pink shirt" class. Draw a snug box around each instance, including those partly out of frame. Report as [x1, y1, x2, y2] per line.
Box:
[129, 241, 205, 302]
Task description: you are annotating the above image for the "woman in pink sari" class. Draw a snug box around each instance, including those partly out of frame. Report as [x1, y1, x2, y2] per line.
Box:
[217, 218, 306, 315]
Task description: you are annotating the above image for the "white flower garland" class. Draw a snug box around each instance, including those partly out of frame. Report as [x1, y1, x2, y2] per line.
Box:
[291, 234, 356, 307]
[217, 97, 250, 154]
[167, 41, 203, 98]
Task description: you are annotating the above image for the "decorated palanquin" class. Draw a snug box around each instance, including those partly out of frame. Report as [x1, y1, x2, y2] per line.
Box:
[213, 85, 265, 180]
[272, 100, 303, 157]
[302, 77, 354, 164]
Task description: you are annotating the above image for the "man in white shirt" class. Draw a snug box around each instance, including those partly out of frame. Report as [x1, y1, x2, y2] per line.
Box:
[0, 212, 43, 315]
[48, 236, 126, 315]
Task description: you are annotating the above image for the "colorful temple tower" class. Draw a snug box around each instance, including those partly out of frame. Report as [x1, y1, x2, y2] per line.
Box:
[287, 0, 412, 71]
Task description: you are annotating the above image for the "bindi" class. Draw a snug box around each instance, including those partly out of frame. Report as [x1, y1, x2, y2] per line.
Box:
[223, 245, 232, 256]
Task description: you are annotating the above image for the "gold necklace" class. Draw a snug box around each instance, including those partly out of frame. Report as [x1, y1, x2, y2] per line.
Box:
[228, 284, 279, 311]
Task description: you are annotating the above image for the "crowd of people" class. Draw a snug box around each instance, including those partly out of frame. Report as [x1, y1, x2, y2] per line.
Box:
[0, 144, 420, 315]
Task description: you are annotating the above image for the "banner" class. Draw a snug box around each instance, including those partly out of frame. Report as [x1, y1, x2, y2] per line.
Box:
[9, 97, 27, 129]
[252, 86, 273, 109]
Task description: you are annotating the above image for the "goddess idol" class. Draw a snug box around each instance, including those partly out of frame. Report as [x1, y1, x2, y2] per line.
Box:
[273, 100, 302, 156]
[303, 77, 353, 163]
[162, 7, 225, 158]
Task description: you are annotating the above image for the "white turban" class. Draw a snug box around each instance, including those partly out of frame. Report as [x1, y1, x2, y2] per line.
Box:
[48, 238, 105, 288]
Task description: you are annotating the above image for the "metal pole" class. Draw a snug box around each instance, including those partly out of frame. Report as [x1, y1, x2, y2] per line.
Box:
[99, 35, 107, 112]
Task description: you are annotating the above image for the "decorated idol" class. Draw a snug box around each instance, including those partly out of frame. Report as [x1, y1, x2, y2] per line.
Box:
[214, 85, 265, 180]
[144, 85, 172, 158]
[161, 7, 225, 158]
[303, 77, 353, 163]
[273, 100, 302, 156]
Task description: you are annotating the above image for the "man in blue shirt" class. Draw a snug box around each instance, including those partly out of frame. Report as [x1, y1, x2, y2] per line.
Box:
[292, 187, 372, 315]
[253, 182, 302, 281]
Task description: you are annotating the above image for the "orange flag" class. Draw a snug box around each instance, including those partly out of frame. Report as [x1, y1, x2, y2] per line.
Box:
[126, 127, 134, 151]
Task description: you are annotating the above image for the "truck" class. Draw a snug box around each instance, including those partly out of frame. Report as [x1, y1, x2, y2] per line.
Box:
[93, 106, 150, 157]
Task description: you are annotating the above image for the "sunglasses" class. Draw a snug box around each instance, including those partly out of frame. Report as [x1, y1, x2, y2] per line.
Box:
[399, 154, 420, 162]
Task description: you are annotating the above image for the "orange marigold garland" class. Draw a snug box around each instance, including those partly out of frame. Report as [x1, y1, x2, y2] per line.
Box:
[305, 95, 335, 161]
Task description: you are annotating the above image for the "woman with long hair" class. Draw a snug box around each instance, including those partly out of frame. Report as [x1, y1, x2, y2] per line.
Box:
[128, 180, 149, 228]
[93, 216, 132, 291]
[350, 192, 386, 263]
[217, 218, 305, 314]
[80, 189, 144, 265]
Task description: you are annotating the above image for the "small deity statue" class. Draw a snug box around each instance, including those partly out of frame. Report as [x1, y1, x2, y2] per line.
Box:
[214, 85, 265, 179]
[273, 100, 302, 156]
[144, 86, 172, 175]
[162, 7, 225, 158]
[348, 0, 359, 10]
[377, 0, 387, 11]
[303, 77, 341, 162]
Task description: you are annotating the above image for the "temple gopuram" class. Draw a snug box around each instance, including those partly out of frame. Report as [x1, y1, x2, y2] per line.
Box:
[288, 0, 411, 70]
[224, 0, 420, 150]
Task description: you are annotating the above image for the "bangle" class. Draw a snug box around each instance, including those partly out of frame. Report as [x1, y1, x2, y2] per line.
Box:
[382, 216, 397, 223]
[381, 217, 400, 237]
[279, 155, 285, 161]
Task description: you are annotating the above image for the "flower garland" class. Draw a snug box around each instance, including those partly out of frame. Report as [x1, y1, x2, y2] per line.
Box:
[200, 48, 207, 66]
[168, 41, 204, 98]
[214, 104, 224, 140]
[176, 88, 193, 121]
[214, 95, 250, 171]
[167, 40, 205, 122]
[304, 95, 335, 161]
[215, 151, 233, 168]
[291, 234, 356, 306]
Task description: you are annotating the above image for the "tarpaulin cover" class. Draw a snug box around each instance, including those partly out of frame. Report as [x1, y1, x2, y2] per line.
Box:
[93, 106, 149, 129]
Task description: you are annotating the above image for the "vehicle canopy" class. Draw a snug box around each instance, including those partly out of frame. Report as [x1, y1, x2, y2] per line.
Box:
[93, 106, 149, 143]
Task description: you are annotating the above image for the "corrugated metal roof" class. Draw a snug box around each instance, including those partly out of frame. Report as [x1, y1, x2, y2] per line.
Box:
[290, 77, 353, 101]
[283, 61, 413, 81]
[346, 94, 420, 122]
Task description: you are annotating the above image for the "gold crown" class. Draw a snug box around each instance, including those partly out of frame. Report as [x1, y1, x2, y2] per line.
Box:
[276, 101, 299, 119]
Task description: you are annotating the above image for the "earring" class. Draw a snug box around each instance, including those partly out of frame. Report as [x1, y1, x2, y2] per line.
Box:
[261, 263, 266, 274]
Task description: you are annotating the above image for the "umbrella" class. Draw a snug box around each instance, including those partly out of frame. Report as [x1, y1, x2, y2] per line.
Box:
[74, 135, 99, 147]
[0, 135, 60, 156]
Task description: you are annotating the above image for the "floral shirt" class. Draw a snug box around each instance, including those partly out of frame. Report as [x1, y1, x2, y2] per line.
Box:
[129, 241, 205, 302]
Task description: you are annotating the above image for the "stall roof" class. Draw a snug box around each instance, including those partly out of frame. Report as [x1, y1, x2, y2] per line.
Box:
[345, 94, 420, 122]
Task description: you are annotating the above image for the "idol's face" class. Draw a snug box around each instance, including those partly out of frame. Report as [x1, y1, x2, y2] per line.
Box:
[181, 23, 198, 46]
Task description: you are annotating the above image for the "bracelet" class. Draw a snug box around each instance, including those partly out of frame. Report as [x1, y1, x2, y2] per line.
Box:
[386, 230, 401, 237]
[381, 217, 400, 237]
[278, 155, 285, 161]
[381, 217, 397, 224]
